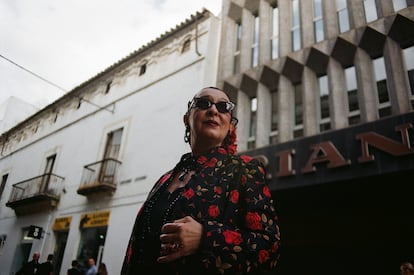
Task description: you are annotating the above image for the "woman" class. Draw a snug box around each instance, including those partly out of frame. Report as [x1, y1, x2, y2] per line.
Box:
[121, 87, 280, 274]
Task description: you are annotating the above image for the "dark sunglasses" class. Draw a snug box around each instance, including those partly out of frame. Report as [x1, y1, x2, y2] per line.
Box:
[190, 97, 235, 113]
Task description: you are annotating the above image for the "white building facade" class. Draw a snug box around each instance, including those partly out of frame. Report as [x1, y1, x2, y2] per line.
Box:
[0, 9, 220, 275]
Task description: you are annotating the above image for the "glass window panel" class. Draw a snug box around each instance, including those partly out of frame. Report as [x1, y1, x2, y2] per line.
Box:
[338, 9, 350, 32]
[249, 97, 257, 137]
[319, 75, 329, 96]
[293, 29, 301, 51]
[393, 0, 407, 11]
[253, 16, 259, 44]
[292, 0, 300, 27]
[251, 97, 257, 112]
[272, 39, 279, 59]
[314, 0, 323, 18]
[236, 23, 242, 51]
[272, 7, 279, 59]
[403, 46, 414, 70]
[252, 47, 259, 67]
[336, 0, 347, 10]
[374, 57, 386, 81]
[294, 84, 303, 125]
[404, 46, 414, 96]
[364, 0, 378, 23]
[315, 20, 324, 42]
[271, 90, 278, 131]
[319, 75, 330, 119]
[272, 7, 279, 36]
[345, 66, 357, 91]
[252, 15, 259, 67]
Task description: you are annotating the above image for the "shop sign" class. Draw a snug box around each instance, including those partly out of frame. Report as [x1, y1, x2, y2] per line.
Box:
[53, 216, 72, 231]
[247, 112, 414, 189]
[80, 211, 111, 229]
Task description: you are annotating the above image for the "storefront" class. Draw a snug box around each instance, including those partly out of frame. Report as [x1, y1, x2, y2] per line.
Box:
[246, 112, 414, 274]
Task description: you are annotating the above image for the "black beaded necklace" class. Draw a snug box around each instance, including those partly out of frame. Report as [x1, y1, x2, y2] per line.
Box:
[142, 154, 197, 235]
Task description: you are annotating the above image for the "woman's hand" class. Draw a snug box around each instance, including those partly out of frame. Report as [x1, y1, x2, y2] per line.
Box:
[157, 216, 203, 263]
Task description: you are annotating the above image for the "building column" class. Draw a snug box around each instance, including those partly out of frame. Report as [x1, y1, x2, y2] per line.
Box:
[278, 0, 291, 56]
[240, 8, 254, 71]
[383, 37, 412, 114]
[327, 58, 349, 129]
[256, 83, 271, 148]
[218, 2, 236, 82]
[259, 0, 272, 64]
[354, 48, 379, 122]
[323, 0, 339, 39]
[348, 0, 366, 28]
[236, 90, 251, 152]
[300, 0, 314, 48]
[278, 76, 294, 142]
[302, 67, 320, 136]
[376, 0, 394, 17]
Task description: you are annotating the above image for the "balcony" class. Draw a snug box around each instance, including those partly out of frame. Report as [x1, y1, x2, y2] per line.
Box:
[6, 173, 65, 216]
[77, 158, 122, 196]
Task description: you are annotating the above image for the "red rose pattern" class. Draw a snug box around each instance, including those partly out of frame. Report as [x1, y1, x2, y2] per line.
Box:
[230, 189, 239, 203]
[208, 205, 220, 218]
[245, 211, 263, 230]
[258, 249, 269, 264]
[182, 188, 195, 199]
[223, 230, 243, 245]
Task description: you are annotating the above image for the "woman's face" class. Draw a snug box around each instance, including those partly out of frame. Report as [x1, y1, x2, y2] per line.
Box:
[185, 88, 234, 155]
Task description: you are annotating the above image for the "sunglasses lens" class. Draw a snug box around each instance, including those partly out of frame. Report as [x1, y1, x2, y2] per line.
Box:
[195, 98, 211, 109]
[215, 102, 229, 113]
[193, 98, 234, 113]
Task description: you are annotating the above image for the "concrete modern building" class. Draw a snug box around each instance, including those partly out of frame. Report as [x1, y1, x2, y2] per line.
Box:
[217, 0, 414, 274]
[0, 9, 220, 275]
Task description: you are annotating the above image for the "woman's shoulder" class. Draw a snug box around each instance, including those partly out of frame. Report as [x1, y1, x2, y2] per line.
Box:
[229, 153, 264, 167]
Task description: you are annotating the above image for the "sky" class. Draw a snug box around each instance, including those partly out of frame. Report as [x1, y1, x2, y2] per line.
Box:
[0, 0, 222, 109]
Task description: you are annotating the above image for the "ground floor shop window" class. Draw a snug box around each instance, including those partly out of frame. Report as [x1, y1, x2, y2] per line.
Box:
[76, 226, 107, 273]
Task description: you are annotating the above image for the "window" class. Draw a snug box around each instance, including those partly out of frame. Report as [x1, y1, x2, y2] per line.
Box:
[336, 0, 350, 33]
[271, 6, 279, 59]
[291, 0, 301, 51]
[364, 0, 378, 23]
[100, 128, 123, 184]
[270, 89, 279, 144]
[182, 38, 191, 53]
[41, 154, 56, 192]
[374, 57, 391, 117]
[248, 97, 257, 149]
[403, 46, 414, 107]
[313, 0, 324, 42]
[234, 22, 242, 74]
[77, 222, 107, 271]
[294, 83, 303, 126]
[77, 98, 82, 109]
[105, 81, 112, 94]
[0, 174, 8, 201]
[319, 75, 331, 131]
[393, 0, 407, 11]
[139, 63, 147, 76]
[251, 14, 259, 67]
[103, 128, 123, 160]
[345, 66, 360, 125]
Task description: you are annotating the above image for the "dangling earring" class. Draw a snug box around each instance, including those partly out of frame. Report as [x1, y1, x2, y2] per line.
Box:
[184, 124, 191, 143]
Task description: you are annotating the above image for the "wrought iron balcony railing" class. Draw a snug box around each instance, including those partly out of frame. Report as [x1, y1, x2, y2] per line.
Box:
[6, 173, 65, 215]
[77, 158, 122, 196]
